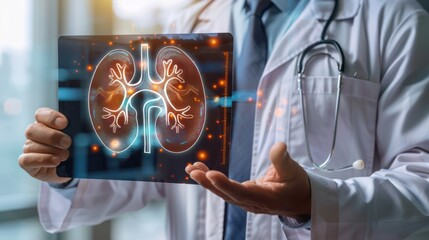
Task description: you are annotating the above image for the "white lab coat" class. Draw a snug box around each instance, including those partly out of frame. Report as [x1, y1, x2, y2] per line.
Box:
[38, 0, 429, 239]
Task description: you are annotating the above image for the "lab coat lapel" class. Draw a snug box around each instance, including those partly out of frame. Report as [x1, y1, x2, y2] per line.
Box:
[262, 3, 322, 78]
[310, 0, 361, 21]
[262, 0, 361, 79]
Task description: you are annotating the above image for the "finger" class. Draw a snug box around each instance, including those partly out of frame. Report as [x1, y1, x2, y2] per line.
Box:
[188, 169, 236, 203]
[269, 142, 298, 181]
[25, 122, 72, 149]
[185, 165, 201, 175]
[185, 162, 209, 174]
[23, 140, 69, 160]
[207, 171, 281, 207]
[193, 162, 210, 171]
[35, 107, 68, 130]
[206, 171, 263, 205]
[18, 153, 62, 170]
[192, 170, 269, 210]
[186, 163, 243, 205]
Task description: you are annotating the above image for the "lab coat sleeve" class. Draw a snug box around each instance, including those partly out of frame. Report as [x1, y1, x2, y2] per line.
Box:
[309, 9, 429, 240]
[38, 179, 164, 233]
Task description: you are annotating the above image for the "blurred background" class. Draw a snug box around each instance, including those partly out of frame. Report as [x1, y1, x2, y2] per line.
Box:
[0, 0, 196, 239]
[2, 1, 429, 240]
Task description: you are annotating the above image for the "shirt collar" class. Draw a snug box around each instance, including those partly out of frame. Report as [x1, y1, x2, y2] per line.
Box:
[271, 0, 299, 12]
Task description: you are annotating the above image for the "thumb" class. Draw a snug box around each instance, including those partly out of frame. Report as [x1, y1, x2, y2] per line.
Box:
[269, 142, 299, 181]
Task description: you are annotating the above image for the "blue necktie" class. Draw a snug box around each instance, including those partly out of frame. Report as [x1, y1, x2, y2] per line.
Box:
[225, 1, 272, 239]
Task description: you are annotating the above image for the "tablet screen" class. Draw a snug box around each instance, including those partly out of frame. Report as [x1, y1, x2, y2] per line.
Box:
[57, 33, 233, 183]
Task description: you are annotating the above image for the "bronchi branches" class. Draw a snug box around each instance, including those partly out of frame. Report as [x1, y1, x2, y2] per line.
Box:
[101, 44, 195, 138]
[162, 59, 194, 133]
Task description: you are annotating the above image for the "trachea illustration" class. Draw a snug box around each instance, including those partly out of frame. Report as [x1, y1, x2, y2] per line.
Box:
[88, 44, 206, 154]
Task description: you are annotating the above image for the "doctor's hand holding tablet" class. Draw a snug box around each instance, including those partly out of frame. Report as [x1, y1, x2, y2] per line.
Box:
[19, 108, 72, 184]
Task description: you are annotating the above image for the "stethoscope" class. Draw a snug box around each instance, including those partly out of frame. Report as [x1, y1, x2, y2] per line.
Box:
[297, 0, 364, 172]
[191, 0, 364, 172]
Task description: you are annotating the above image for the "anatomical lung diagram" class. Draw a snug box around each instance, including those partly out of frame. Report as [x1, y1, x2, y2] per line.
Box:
[88, 44, 206, 154]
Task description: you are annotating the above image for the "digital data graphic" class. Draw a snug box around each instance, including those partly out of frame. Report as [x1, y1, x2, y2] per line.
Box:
[89, 44, 206, 154]
[57, 34, 233, 183]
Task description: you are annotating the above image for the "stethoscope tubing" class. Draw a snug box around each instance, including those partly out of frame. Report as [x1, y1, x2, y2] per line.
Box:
[297, 0, 363, 172]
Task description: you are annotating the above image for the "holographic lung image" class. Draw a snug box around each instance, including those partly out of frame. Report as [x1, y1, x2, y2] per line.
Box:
[89, 44, 206, 154]
[57, 34, 232, 183]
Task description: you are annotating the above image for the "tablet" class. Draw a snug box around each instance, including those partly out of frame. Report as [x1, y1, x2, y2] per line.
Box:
[57, 33, 233, 183]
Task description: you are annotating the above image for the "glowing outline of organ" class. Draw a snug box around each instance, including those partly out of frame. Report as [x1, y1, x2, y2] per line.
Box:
[88, 43, 206, 154]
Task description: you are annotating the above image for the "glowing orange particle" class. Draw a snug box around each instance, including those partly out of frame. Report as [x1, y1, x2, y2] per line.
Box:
[112, 152, 117, 158]
[209, 38, 218, 46]
[91, 144, 100, 153]
[219, 79, 225, 86]
[108, 41, 113, 46]
[213, 84, 217, 89]
[197, 150, 208, 161]
[170, 39, 176, 44]
[127, 88, 135, 95]
[110, 139, 120, 149]
[178, 84, 184, 90]
[140, 61, 147, 68]
[87, 65, 93, 71]
[216, 120, 220, 124]
[291, 107, 299, 116]
[207, 134, 213, 139]
[274, 108, 284, 117]
[159, 149, 164, 153]
[185, 176, 189, 180]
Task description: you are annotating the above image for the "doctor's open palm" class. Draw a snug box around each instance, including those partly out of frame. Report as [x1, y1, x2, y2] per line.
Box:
[186, 142, 312, 220]
[19, 108, 72, 184]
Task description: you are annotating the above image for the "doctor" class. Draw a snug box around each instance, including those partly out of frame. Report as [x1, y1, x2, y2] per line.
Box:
[19, 0, 429, 239]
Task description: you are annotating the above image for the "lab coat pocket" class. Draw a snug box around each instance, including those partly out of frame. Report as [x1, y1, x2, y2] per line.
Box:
[288, 76, 380, 179]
